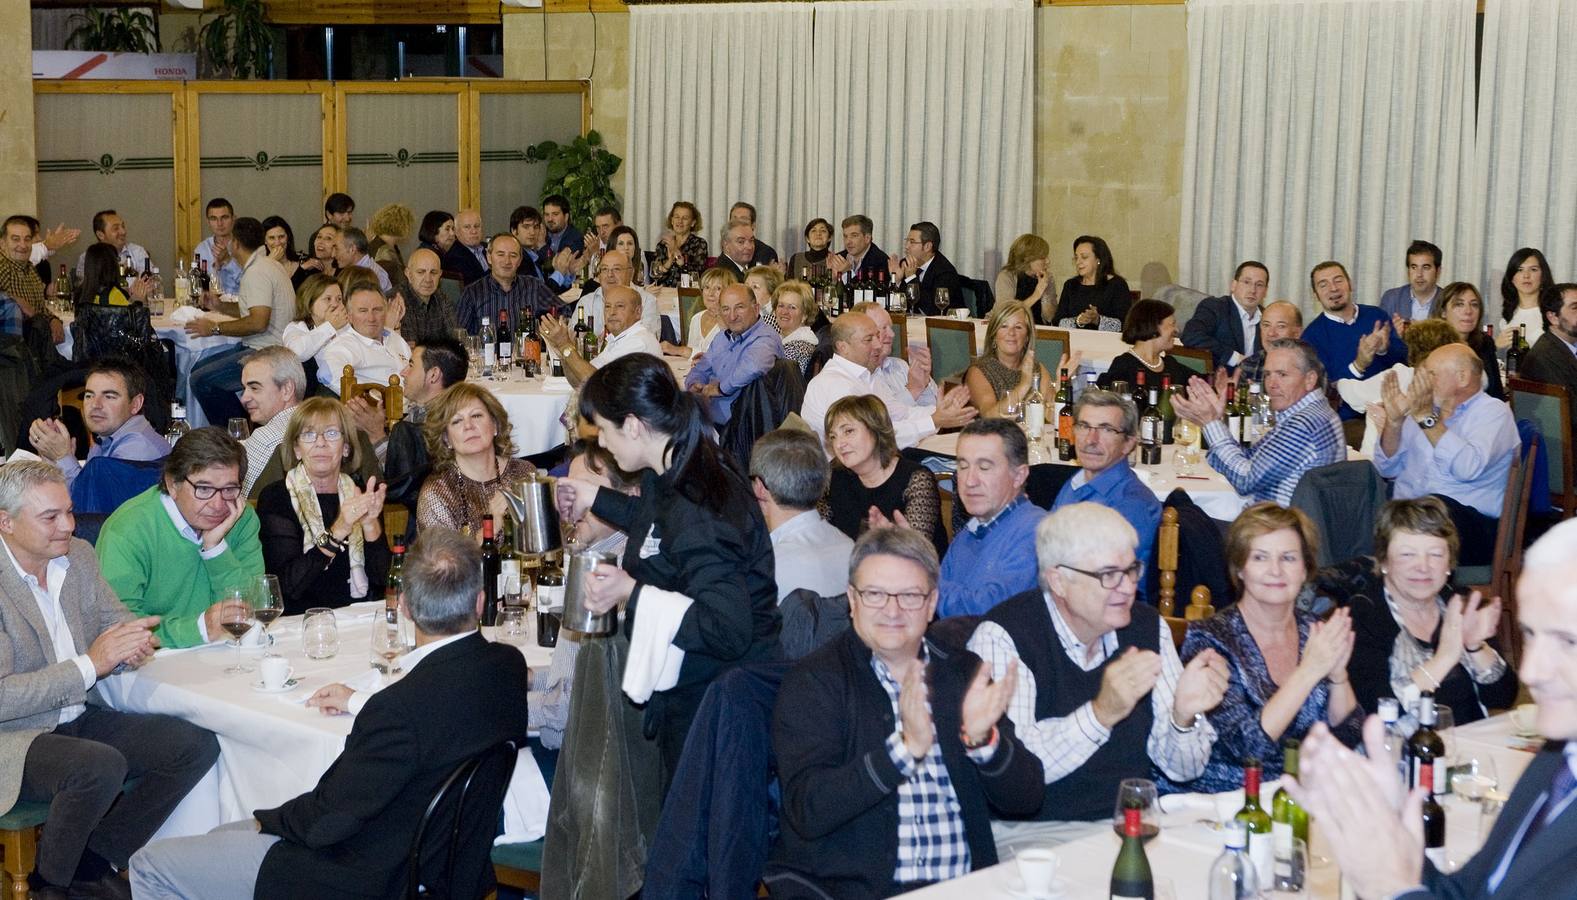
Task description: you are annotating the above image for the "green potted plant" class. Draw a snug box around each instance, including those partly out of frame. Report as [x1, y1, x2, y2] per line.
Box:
[525, 131, 623, 232]
[200, 0, 275, 79]
[67, 7, 160, 54]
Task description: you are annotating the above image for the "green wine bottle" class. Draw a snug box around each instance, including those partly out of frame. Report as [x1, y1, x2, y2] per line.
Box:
[1235, 757, 1273, 884]
[1111, 803, 1154, 900]
[1272, 739, 1309, 890]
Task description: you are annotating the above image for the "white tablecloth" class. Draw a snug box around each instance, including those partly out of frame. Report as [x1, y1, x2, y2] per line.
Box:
[97, 601, 556, 843]
[898, 713, 1538, 899]
[478, 354, 695, 458]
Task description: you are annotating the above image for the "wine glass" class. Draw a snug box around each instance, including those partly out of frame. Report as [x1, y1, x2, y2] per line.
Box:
[301, 607, 339, 659]
[1112, 778, 1160, 843]
[251, 574, 284, 656]
[1436, 706, 1457, 765]
[370, 608, 405, 679]
[218, 590, 256, 675]
[935, 287, 952, 317]
[227, 417, 251, 441]
[1174, 418, 1201, 472]
[1451, 753, 1499, 842]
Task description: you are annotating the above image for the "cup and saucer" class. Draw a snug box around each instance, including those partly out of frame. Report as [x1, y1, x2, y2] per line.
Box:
[1003, 848, 1068, 898]
[252, 656, 298, 693]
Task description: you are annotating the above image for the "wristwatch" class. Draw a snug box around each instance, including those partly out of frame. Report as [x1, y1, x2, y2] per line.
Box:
[315, 533, 342, 554]
[1417, 414, 1438, 429]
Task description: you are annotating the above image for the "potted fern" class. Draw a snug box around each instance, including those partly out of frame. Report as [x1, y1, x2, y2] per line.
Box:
[525, 131, 623, 232]
[67, 8, 159, 54]
[200, 0, 275, 79]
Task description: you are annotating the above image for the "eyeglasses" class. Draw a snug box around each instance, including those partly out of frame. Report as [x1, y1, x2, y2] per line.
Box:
[852, 586, 930, 610]
[183, 478, 242, 501]
[298, 428, 343, 444]
[1058, 561, 1142, 589]
[1072, 421, 1128, 439]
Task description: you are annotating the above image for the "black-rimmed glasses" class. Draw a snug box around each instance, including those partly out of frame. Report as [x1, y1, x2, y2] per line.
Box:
[184, 478, 242, 501]
[1058, 561, 1142, 589]
[851, 587, 930, 610]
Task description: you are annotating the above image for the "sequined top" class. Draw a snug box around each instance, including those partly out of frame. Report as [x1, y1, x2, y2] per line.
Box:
[969, 354, 1022, 402]
[415, 457, 537, 537]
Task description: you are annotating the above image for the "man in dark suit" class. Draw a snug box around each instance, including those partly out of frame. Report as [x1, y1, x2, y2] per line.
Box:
[1287, 516, 1577, 900]
[441, 208, 488, 286]
[729, 201, 779, 265]
[1517, 283, 1577, 458]
[130, 528, 532, 899]
[826, 214, 889, 285]
[1377, 240, 1443, 324]
[542, 193, 585, 256]
[717, 221, 770, 279]
[892, 221, 962, 317]
[0, 461, 218, 900]
[1180, 260, 1270, 371]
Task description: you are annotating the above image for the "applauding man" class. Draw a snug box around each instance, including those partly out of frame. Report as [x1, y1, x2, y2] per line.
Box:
[766, 527, 1042, 898]
[0, 461, 218, 900]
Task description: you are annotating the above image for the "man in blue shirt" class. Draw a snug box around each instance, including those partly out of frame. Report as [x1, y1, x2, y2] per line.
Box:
[29, 360, 171, 493]
[1052, 389, 1162, 599]
[193, 198, 245, 297]
[1373, 343, 1518, 566]
[938, 418, 1047, 617]
[1300, 261, 1406, 427]
[684, 283, 783, 425]
[1377, 240, 1443, 325]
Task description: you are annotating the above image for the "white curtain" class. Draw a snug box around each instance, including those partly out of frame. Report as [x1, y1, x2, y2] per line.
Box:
[1178, 0, 1477, 310]
[1467, 0, 1577, 301]
[627, 0, 1034, 281]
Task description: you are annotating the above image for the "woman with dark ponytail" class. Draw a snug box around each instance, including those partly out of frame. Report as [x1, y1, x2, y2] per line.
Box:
[555, 354, 780, 783]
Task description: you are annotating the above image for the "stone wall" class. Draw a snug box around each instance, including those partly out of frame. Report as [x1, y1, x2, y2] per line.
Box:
[0, 2, 37, 217]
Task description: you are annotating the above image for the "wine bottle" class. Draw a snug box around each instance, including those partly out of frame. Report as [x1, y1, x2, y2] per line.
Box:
[174, 259, 190, 307]
[1409, 694, 1446, 795]
[1208, 820, 1259, 900]
[1158, 377, 1176, 445]
[573, 308, 589, 356]
[1111, 804, 1154, 900]
[1133, 371, 1148, 415]
[1235, 758, 1274, 883]
[479, 316, 497, 378]
[165, 402, 189, 446]
[1024, 370, 1046, 440]
[1420, 760, 1448, 870]
[384, 543, 404, 608]
[582, 314, 599, 358]
[1225, 382, 1242, 446]
[1057, 376, 1076, 462]
[480, 515, 500, 627]
[1272, 738, 1309, 890]
[496, 309, 512, 377]
[499, 518, 523, 607]
[1139, 403, 1163, 465]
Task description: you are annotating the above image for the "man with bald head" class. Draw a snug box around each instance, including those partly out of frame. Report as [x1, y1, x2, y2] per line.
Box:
[542, 286, 661, 388]
[801, 310, 976, 449]
[683, 283, 782, 425]
[572, 249, 661, 338]
[393, 248, 455, 344]
[440, 208, 488, 286]
[1373, 341, 1518, 565]
[454, 233, 558, 334]
[1236, 300, 1303, 384]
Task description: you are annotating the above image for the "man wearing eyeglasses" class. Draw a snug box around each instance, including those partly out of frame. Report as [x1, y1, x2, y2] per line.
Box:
[99, 427, 264, 649]
[571, 250, 662, 339]
[967, 502, 1230, 848]
[765, 526, 1042, 897]
[1050, 390, 1162, 599]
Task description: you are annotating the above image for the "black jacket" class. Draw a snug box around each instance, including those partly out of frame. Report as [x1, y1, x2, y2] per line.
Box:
[254, 633, 530, 898]
[765, 629, 1043, 899]
[1180, 295, 1257, 370]
[838, 243, 890, 282]
[440, 241, 488, 287]
[901, 253, 963, 317]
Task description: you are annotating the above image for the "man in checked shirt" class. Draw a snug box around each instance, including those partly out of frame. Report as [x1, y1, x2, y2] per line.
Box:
[968, 502, 1231, 854]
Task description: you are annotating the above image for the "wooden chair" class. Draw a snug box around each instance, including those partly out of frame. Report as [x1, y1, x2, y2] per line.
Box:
[677, 286, 703, 345]
[1155, 507, 1216, 648]
[492, 840, 543, 894]
[1, 801, 48, 899]
[1032, 327, 1070, 376]
[57, 385, 86, 421]
[340, 367, 404, 431]
[925, 317, 977, 382]
[1460, 437, 1537, 664]
[1169, 346, 1214, 377]
[1509, 377, 1576, 518]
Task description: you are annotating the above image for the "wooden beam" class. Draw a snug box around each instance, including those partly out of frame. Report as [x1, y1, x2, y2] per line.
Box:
[265, 0, 503, 25]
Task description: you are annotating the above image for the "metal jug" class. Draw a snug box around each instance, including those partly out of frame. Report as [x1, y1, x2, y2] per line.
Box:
[499, 471, 561, 555]
[562, 549, 618, 635]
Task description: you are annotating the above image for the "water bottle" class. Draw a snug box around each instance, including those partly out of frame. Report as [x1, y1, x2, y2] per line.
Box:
[1208, 821, 1259, 900]
[479, 316, 496, 378]
[165, 403, 189, 446]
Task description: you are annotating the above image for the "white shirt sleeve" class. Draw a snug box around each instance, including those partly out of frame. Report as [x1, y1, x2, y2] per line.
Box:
[72, 653, 96, 689]
[1145, 618, 1217, 782]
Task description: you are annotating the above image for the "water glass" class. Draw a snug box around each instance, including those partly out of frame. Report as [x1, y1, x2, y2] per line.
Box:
[497, 607, 530, 646]
[1269, 837, 1309, 897]
[227, 417, 251, 441]
[1112, 778, 1160, 842]
[370, 609, 405, 676]
[301, 607, 339, 659]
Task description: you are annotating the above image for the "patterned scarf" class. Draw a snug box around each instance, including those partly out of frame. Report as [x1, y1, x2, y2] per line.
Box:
[285, 463, 368, 598]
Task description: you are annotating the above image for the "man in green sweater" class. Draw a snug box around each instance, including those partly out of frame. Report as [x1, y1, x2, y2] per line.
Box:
[99, 427, 264, 649]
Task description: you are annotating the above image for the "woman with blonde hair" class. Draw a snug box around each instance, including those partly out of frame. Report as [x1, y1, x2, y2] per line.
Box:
[367, 202, 415, 272]
[256, 397, 391, 613]
[965, 300, 1055, 417]
[996, 233, 1055, 324]
[662, 266, 738, 358]
[773, 280, 819, 374]
[281, 274, 347, 363]
[416, 382, 536, 536]
[649, 200, 709, 287]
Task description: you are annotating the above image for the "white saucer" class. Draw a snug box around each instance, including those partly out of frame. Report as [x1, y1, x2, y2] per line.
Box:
[1002, 875, 1071, 899]
[251, 678, 300, 694]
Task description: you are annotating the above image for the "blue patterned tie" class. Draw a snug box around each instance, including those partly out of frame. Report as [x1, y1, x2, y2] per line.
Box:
[1515, 758, 1577, 859]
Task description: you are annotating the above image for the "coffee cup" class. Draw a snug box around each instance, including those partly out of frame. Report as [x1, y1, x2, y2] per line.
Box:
[952, 307, 969, 319]
[260, 656, 292, 690]
[1016, 848, 1058, 896]
[1511, 703, 1539, 737]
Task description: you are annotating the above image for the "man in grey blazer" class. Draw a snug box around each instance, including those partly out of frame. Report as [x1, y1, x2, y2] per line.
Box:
[1288, 515, 1577, 900]
[0, 461, 219, 900]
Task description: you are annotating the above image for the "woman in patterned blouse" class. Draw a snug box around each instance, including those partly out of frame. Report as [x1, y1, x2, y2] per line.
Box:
[1165, 503, 1362, 793]
[773, 280, 819, 375]
[415, 382, 535, 538]
[648, 200, 709, 287]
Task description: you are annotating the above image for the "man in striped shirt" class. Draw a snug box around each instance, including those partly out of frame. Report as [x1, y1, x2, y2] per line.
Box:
[1174, 339, 1346, 506]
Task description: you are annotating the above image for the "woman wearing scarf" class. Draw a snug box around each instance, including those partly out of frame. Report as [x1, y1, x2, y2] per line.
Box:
[256, 397, 391, 613]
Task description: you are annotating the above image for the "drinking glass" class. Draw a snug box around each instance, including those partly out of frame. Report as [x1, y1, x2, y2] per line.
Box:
[1269, 837, 1309, 897]
[1174, 419, 1201, 472]
[370, 609, 405, 677]
[301, 608, 339, 659]
[218, 590, 255, 675]
[935, 287, 952, 316]
[1451, 753, 1500, 842]
[1436, 707, 1457, 764]
[498, 607, 530, 646]
[1112, 778, 1160, 842]
[251, 574, 284, 656]
[227, 417, 251, 441]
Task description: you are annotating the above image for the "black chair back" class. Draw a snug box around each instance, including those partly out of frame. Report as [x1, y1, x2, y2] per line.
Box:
[405, 740, 519, 900]
[959, 276, 996, 318]
[720, 357, 806, 468]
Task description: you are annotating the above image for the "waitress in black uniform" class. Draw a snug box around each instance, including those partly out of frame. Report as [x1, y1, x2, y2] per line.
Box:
[554, 353, 780, 783]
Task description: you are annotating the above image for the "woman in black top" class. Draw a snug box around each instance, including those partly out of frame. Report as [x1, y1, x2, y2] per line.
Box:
[555, 354, 780, 782]
[256, 397, 391, 614]
[1053, 234, 1132, 330]
[1431, 281, 1505, 400]
[1308, 498, 1516, 725]
[1098, 299, 1196, 391]
[817, 395, 947, 555]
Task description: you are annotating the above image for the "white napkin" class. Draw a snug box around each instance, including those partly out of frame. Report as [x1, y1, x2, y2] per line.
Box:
[6, 449, 41, 463]
[622, 587, 692, 704]
[495, 747, 551, 844]
[540, 377, 574, 394]
[168, 305, 204, 324]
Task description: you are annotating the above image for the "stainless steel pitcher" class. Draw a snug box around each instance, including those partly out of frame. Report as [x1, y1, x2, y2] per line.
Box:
[499, 471, 561, 555]
[562, 549, 618, 635]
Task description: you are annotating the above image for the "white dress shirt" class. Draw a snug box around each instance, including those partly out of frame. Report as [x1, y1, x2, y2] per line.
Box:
[282, 319, 339, 363]
[802, 353, 940, 450]
[576, 285, 663, 339]
[318, 326, 412, 390]
[1229, 297, 1261, 367]
[2, 538, 94, 724]
[967, 591, 1215, 784]
[589, 323, 663, 368]
[769, 510, 854, 602]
